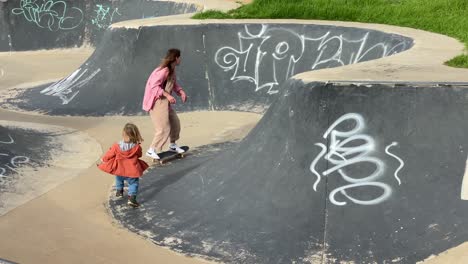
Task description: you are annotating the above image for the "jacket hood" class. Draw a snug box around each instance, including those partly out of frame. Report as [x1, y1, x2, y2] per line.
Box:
[115, 143, 139, 159]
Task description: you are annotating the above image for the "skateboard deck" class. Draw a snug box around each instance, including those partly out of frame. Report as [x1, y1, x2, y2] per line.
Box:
[155, 146, 189, 164]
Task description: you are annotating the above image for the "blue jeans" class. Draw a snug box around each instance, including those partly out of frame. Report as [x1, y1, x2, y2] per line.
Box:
[115, 176, 139, 196]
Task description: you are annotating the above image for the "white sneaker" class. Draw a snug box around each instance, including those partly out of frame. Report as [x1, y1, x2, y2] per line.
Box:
[169, 144, 185, 154]
[146, 149, 160, 160]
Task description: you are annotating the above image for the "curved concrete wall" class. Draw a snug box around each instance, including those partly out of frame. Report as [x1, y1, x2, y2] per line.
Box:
[111, 79, 468, 263]
[6, 23, 413, 115]
[0, 0, 200, 51]
[0, 121, 100, 216]
[3, 2, 468, 262]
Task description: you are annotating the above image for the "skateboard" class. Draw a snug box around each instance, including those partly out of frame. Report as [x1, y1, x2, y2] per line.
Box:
[154, 146, 189, 164]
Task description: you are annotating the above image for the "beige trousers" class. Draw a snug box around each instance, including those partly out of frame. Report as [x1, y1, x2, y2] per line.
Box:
[149, 98, 181, 152]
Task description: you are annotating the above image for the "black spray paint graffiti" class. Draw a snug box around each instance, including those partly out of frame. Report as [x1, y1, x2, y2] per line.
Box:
[11, 0, 84, 31]
[310, 113, 405, 206]
[0, 134, 30, 179]
[215, 25, 409, 94]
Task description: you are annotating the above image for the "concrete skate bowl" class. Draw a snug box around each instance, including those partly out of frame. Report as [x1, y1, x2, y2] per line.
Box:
[108, 79, 468, 264]
[2, 22, 413, 115]
[0, 121, 100, 216]
[0, 0, 198, 216]
[4, 15, 468, 263]
[0, 0, 200, 51]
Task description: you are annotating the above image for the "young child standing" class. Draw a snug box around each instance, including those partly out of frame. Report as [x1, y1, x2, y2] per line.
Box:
[97, 123, 149, 207]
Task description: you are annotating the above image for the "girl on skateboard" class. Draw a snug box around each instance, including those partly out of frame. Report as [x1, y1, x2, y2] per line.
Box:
[97, 123, 149, 207]
[142, 48, 187, 160]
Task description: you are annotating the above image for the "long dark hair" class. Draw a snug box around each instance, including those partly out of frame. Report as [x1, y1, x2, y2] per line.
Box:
[159, 48, 181, 76]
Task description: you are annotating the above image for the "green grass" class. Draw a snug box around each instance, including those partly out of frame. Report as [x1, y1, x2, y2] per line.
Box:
[446, 54, 468, 68]
[193, 0, 468, 68]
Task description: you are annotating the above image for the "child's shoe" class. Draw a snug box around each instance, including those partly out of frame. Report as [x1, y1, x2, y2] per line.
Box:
[115, 189, 123, 198]
[128, 195, 140, 207]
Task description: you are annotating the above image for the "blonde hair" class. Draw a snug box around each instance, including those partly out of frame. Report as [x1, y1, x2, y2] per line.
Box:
[123, 123, 143, 144]
[159, 48, 181, 76]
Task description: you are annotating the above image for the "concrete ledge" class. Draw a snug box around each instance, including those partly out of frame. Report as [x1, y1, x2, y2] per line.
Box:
[113, 15, 468, 84]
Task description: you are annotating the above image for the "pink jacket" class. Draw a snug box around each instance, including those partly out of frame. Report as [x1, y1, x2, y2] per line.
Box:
[142, 67, 182, 112]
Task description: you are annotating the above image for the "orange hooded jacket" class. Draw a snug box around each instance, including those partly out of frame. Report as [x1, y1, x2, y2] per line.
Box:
[98, 143, 149, 178]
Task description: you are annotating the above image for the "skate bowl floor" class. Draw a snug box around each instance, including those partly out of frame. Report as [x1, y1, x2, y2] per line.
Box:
[0, 121, 101, 216]
[2, 0, 468, 263]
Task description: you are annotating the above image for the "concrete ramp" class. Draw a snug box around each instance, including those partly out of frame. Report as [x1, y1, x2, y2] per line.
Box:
[2, 23, 412, 115]
[3, 4, 468, 262]
[0, 121, 101, 216]
[0, 0, 200, 51]
[111, 80, 468, 263]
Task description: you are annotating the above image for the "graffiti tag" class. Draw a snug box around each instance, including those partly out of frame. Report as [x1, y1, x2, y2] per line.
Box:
[12, 0, 84, 31]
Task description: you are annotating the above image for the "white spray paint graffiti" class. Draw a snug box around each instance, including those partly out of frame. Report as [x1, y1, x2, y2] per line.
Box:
[41, 67, 101, 104]
[0, 134, 14, 144]
[385, 142, 405, 185]
[214, 25, 408, 94]
[0, 133, 30, 179]
[8, 34, 13, 52]
[310, 113, 405, 206]
[461, 157, 468, 200]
